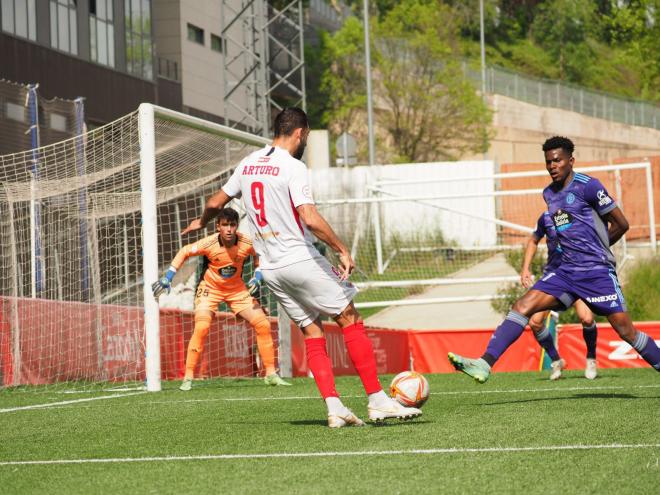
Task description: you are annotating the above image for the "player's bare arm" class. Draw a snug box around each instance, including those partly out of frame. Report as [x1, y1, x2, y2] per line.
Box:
[181, 189, 233, 235]
[296, 203, 354, 279]
[520, 235, 540, 288]
[603, 206, 629, 246]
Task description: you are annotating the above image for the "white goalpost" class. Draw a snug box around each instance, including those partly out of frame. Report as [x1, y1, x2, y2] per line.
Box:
[138, 104, 270, 392]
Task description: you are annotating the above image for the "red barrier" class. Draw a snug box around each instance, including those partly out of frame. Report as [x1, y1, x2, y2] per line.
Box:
[1, 294, 657, 386]
[558, 322, 660, 370]
[408, 328, 541, 374]
[289, 322, 410, 377]
[404, 322, 660, 374]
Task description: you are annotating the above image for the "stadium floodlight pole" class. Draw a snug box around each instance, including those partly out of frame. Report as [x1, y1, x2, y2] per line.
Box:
[479, 0, 488, 160]
[479, 0, 487, 98]
[138, 103, 162, 392]
[363, 0, 375, 166]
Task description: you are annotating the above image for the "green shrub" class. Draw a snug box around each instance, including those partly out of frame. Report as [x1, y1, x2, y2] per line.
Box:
[623, 256, 660, 321]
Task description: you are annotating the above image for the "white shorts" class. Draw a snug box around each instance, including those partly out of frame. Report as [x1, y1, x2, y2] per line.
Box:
[262, 256, 358, 328]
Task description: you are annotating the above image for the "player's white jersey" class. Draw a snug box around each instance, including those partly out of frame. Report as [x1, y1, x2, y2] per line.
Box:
[222, 145, 320, 269]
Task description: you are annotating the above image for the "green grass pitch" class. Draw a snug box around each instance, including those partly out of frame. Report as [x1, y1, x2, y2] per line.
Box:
[1, 369, 658, 494]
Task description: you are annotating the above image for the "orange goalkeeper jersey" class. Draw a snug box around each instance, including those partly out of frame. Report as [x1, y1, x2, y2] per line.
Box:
[171, 232, 256, 291]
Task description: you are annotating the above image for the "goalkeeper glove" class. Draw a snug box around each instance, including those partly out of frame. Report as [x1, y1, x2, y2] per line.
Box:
[247, 268, 263, 296]
[152, 267, 176, 298]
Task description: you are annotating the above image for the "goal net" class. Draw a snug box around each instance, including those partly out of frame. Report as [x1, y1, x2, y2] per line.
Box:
[0, 104, 276, 390]
[312, 161, 656, 318]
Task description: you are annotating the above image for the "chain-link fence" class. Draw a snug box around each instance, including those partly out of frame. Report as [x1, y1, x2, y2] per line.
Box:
[464, 63, 659, 130]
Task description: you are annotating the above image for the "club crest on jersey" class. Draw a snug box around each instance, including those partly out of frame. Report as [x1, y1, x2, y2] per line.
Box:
[597, 189, 612, 206]
[565, 192, 576, 205]
[552, 209, 573, 232]
[219, 266, 238, 278]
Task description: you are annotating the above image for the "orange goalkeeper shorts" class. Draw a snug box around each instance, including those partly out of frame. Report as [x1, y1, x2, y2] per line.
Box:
[194, 280, 257, 315]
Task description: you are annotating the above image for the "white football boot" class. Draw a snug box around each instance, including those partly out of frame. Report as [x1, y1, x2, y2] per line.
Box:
[549, 358, 565, 381]
[368, 398, 422, 423]
[584, 358, 598, 380]
[327, 408, 365, 428]
[179, 378, 192, 391]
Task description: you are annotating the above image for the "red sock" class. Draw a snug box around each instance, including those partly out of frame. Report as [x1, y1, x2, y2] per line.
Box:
[342, 322, 382, 394]
[305, 337, 339, 399]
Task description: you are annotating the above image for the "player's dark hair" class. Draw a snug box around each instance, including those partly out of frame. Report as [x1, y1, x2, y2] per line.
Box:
[273, 107, 309, 137]
[542, 136, 574, 156]
[217, 207, 239, 223]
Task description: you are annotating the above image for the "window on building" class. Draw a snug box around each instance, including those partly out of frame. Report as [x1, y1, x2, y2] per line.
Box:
[210, 33, 226, 54]
[89, 0, 114, 67]
[50, 113, 67, 132]
[5, 102, 25, 122]
[187, 23, 203, 45]
[1, 0, 37, 40]
[125, 0, 153, 79]
[49, 0, 78, 55]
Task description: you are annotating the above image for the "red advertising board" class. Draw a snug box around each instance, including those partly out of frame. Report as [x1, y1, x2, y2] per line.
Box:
[1, 294, 657, 386]
[558, 322, 660, 370]
[408, 328, 541, 374]
[289, 322, 410, 377]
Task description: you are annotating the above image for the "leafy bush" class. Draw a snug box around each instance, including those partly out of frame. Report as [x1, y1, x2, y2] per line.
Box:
[622, 256, 660, 321]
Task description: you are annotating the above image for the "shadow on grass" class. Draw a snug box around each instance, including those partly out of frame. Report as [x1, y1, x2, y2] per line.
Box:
[289, 419, 432, 428]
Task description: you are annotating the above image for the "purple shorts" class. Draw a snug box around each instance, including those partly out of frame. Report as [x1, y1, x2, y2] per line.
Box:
[532, 266, 627, 316]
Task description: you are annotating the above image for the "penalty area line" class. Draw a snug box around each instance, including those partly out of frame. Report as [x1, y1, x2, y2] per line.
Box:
[0, 392, 147, 413]
[1, 443, 659, 466]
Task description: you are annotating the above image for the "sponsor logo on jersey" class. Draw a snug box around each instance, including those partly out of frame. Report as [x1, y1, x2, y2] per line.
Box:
[552, 209, 573, 232]
[610, 300, 618, 307]
[302, 185, 312, 200]
[586, 293, 617, 303]
[219, 265, 238, 278]
[242, 165, 280, 176]
[597, 189, 612, 206]
[566, 192, 576, 205]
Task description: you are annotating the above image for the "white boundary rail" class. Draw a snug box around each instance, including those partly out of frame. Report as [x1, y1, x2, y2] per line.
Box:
[316, 162, 656, 309]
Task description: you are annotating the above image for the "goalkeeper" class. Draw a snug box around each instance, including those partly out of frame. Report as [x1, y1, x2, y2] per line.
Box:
[152, 207, 290, 390]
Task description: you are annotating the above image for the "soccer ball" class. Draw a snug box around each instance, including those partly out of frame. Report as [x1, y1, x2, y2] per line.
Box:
[390, 371, 430, 408]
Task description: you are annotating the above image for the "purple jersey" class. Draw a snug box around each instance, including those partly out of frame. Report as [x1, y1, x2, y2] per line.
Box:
[542, 172, 617, 270]
[532, 211, 562, 271]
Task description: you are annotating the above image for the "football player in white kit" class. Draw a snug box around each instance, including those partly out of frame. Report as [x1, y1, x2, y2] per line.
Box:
[183, 108, 421, 428]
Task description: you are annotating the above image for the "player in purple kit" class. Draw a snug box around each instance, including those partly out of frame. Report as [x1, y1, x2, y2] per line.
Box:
[521, 211, 598, 380]
[448, 136, 660, 382]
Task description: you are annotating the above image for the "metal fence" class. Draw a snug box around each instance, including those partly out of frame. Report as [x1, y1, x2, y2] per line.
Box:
[464, 63, 659, 130]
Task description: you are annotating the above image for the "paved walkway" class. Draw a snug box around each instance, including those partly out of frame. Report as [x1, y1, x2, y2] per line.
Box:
[364, 253, 518, 330]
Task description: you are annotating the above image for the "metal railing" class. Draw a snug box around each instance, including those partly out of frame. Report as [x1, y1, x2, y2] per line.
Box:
[463, 63, 659, 130]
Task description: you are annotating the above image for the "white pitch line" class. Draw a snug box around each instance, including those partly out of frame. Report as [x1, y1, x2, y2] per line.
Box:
[1, 443, 659, 467]
[140, 383, 660, 405]
[0, 392, 147, 413]
[5, 384, 658, 411]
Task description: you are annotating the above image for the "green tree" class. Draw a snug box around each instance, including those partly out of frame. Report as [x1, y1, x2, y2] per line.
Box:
[530, 0, 598, 81]
[320, 17, 367, 133]
[322, 0, 492, 163]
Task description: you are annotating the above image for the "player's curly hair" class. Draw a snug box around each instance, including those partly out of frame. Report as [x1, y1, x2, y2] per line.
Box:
[542, 136, 574, 155]
[217, 207, 239, 223]
[273, 107, 308, 137]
